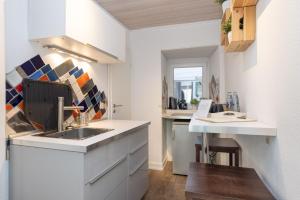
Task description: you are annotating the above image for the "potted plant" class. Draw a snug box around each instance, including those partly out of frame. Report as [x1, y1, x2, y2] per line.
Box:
[223, 16, 232, 43]
[215, 0, 230, 14]
[190, 99, 200, 110]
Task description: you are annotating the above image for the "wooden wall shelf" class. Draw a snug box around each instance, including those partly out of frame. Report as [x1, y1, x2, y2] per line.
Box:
[232, 0, 258, 8]
[221, 0, 257, 52]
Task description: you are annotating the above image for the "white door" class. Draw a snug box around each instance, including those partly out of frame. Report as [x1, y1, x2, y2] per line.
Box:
[108, 53, 131, 120]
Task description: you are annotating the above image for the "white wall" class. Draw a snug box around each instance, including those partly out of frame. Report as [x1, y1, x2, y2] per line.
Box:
[130, 20, 220, 169]
[225, 0, 300, 199]
[209, 46, 225, 103]
[0, 1, 8, 199]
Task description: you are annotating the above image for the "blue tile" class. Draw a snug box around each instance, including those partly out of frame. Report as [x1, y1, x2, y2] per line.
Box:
[100, 91, 106, 102]
[85, 96, 92, 108]
[47, 70, 59, 81]
[6, 81, 12, 89]
[69, 67, 79, 76]
[6, 91, 13, 104]
[95, 92, 101, 104]
[10, 89, 18, 96]
[88, 89, 95, 99]
[41, 64, 52, 74]
[29, 70, 43, 80]
[78, 100, 88, 112]
[10, 94, 23, 107]
[31, 55, 45, 69]
[74, 69, 84, 78]
[91, 96, 97, 106]
[92, 85, 98, 95]
[20, 60, 36, 76]
[94, 103, 100, 113]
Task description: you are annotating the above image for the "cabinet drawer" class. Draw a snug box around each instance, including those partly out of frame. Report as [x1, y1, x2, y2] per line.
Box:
[129, 141, 148, 172]
[105, 178, 128, 200]
[84, 135, 128, 184]
[128, 127, 148, 154]
[84, 156, 128, 200]
[128, 162, 149, 200]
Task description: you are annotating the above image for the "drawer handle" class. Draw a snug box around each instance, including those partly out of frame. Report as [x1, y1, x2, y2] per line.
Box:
[129, 141, 148, 155]
[129, 158, 148, 176]
[88, 155, 127, 185]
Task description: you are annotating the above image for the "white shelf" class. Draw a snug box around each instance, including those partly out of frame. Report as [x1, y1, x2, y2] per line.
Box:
[189, 117, 277, 136]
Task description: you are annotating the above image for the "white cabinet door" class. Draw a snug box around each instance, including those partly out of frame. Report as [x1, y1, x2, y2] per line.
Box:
[65, 0, 126, 61]
[172, 122, 201, 175]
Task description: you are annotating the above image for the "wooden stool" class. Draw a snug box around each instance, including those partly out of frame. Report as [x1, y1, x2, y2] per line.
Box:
[195, 137, 240, 167]
[185, 163, 275, 200]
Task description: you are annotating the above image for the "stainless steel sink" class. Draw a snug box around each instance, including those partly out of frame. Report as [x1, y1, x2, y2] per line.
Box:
[34, 128, 114, 140]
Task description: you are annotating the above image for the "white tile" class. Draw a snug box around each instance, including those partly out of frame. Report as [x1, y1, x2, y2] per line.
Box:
[6, 106, 21, 120]
[6, 69, 22, 87]
[88, 109, 96, 121]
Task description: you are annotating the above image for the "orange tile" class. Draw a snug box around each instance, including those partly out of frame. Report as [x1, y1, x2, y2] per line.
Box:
[76, 73, 90, 88]
[18, 101, 24, 110]
[72, 110, 80, 118]
[6, 104, 13, 111]
[93, 111, 103, 120]
[32, 121, 44, 130]
[39, 74, 49, 81]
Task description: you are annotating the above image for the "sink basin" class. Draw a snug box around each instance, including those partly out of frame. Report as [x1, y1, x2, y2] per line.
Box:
[34, 128, 114, 140]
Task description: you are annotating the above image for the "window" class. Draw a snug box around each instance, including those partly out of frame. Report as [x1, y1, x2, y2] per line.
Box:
[173, 67, 202, 103]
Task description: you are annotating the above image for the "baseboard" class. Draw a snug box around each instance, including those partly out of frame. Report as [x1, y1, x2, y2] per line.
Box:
[149, 161, 164, 170]
[163, 155, 168, 168]
[149, 156, 169, 170]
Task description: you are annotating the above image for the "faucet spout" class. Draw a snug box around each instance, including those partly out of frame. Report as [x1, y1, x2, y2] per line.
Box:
[58, 97, 84, 132]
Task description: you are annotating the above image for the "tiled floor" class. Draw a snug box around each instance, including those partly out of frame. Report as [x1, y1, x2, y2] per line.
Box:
[142, 162, 187, 200]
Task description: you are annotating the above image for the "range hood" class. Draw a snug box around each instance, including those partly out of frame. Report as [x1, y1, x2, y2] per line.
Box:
[35, 36, 120, 64]
[28, 0, 126, 64]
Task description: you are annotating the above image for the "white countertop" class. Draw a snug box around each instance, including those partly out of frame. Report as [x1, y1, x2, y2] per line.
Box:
[11, 120, 150, 153]
[162, 109, 196, 120]
[189, 117, 277, 136]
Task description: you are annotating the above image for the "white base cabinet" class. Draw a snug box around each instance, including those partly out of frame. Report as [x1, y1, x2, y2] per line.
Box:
[10, 127, 149, 200]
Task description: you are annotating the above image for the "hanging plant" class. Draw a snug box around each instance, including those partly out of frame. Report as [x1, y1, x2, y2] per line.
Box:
[214, 0, 227, 5]
[223, 16, 232, 34]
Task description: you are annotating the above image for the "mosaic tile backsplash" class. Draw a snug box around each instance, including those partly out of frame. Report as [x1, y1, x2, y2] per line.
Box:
[6, 55, 107, 134]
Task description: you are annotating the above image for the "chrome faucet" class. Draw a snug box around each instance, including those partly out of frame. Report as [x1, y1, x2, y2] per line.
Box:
[58, 97, 84, 132]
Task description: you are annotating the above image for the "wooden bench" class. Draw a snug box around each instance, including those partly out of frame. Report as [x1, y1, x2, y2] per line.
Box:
[185, 163, 275, 200]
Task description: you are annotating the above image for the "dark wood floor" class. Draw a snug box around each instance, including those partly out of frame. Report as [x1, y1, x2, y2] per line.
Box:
[142, 162, 187, 200]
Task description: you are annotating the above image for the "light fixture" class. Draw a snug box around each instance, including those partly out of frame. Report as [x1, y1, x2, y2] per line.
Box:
[44, 45, 98, 63]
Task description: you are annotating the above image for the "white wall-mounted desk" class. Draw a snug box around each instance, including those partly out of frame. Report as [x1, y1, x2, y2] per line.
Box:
[189, 117, 277, 137]
[189, 116, 277, 163]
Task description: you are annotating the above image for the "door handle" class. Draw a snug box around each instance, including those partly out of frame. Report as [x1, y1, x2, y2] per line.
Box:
[113, 104, 123, 108]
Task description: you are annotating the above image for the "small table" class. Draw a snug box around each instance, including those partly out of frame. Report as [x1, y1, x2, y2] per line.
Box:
[185, 163, 275, 200]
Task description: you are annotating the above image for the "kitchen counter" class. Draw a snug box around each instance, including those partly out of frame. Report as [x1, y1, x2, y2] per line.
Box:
[162, 109, 196, 120]
[11, 120, 150, 153]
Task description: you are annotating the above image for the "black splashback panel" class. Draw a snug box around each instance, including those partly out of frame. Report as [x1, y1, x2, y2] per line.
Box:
[23, 79, 73, 131]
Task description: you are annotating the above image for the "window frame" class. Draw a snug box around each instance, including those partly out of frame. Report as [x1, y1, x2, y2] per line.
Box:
[168, 62, 209, 104]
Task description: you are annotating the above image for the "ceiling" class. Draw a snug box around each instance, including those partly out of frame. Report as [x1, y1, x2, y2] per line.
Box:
[162, 46, 218, 59]
[96, 0, 222, 30]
